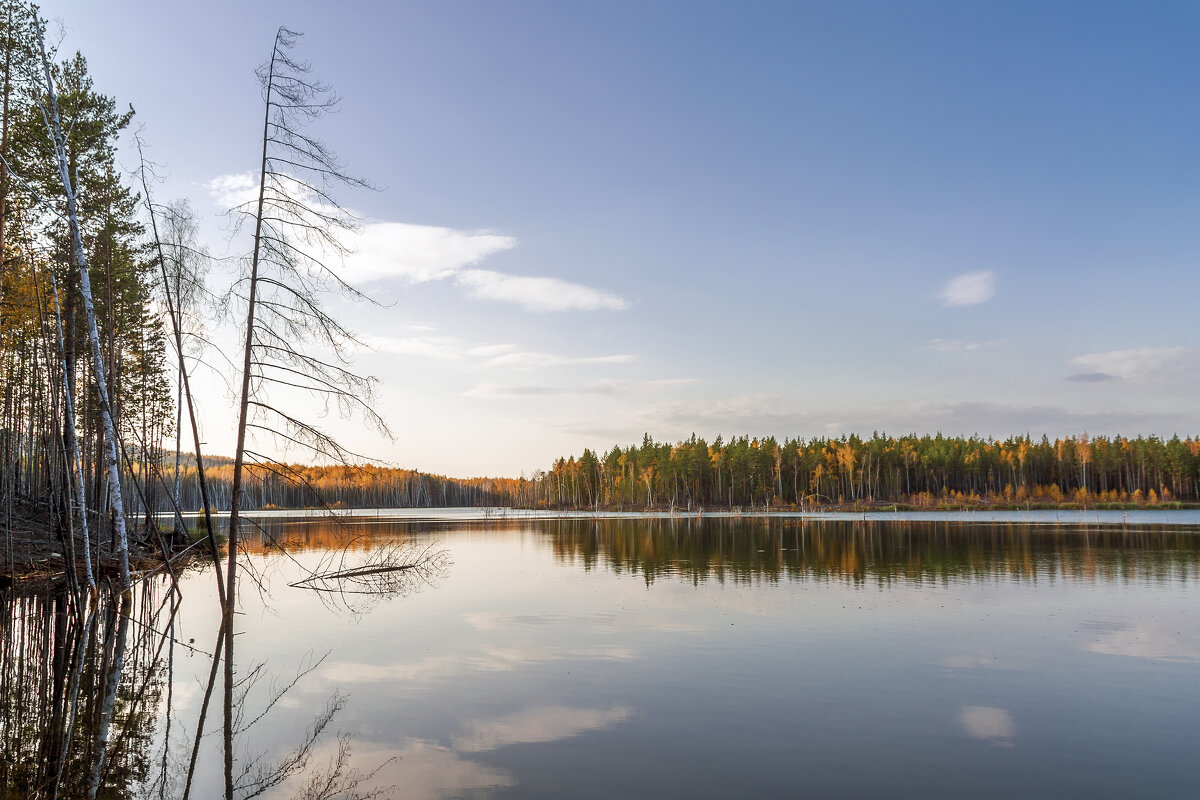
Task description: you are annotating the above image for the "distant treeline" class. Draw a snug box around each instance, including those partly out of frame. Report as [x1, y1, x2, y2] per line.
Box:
[151, 455, 523, 512]
[151, 432, 1200, 513]
[525, 433, 1200, 511]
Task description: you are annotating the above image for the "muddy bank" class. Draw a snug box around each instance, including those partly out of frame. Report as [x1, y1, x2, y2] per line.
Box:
[0, 504, 203, 591]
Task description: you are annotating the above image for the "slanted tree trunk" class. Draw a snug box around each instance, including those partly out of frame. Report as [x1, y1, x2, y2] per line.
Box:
[135, 138, 224, 608]
[32, 12, 130, 589]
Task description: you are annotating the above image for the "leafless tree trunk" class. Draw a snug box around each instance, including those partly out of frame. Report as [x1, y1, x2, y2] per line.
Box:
[44, 261, 94, 590]
[135, 138, 225, 609]
[222, 26, 390, 799]
[85, 591, 130, 798]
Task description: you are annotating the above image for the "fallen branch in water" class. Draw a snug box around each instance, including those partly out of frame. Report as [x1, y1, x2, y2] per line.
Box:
[291, 561, 422, 582]
[288, 540, 451, 612]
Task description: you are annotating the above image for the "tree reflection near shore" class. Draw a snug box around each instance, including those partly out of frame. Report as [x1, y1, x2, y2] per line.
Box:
[545, 518, 1200, 586]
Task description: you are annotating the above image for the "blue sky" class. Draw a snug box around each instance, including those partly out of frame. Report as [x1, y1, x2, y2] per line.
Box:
[51, 0, 1200, 476]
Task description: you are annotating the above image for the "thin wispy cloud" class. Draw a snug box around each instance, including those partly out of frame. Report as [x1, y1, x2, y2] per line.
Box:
[940, 270, 996, 307]
[362, 330, 632, 373]
[465, 378, 697, 399]
[552, 397, 1198, 450]
[928, 338, 1004, 353]
[466, 344, 519, 358]
[455, 269, 629, 312]
[1067, 346, 1190, 382]
[482, 351, 634, 369]
[206, 172, 629, 313]
[360, 333, 464, 361]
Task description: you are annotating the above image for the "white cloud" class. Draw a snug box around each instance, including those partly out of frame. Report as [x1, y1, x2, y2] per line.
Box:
[205, 172, 628, 312]
[455, 269, 629, 312]
[940, 270, 996, 307]
[351, 223, 517, 283]
[361, 334, 464, 360]
[452, 706, 633, 753]
[1068, 347, 1189, 381]
[359, 329, 631, 374]
[206, 171, 258, 208]
[959, 705, 1016, 746]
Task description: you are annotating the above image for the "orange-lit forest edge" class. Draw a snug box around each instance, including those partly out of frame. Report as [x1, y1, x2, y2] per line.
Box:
[167, 433, 1200, 513]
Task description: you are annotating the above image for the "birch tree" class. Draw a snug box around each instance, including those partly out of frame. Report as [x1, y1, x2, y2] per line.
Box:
[29, 7, 132, 588]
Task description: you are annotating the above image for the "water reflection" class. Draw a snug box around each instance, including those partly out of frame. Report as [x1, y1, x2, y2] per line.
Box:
[0, 585, 171, 799]
[232, 515, 1200, 588]
[4, 517, 1198, 799]
[0, 518, 446, 799]
[958, 706, 1017, 747]
[544, 518, 1200, 586]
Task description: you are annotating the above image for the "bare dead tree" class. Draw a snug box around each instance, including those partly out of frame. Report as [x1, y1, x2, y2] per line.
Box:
[135, 136, 225, 608]
[222, 26, 391, 799]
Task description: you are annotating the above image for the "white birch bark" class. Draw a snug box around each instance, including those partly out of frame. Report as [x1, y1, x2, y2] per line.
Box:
[86, 593, 130, 798]
[45, 265, 94, 589]
[31, 9, 130, 588]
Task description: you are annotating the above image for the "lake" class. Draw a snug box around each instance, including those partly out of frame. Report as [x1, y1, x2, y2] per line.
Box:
[3, 513, 1199, 798]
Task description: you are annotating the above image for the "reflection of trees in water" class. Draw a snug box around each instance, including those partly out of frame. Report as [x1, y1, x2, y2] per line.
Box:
[0, 585, 172, 799]
[547, 519, 1200, 586]
[0, 515, 444, 799]
[236, 519, 452, 615]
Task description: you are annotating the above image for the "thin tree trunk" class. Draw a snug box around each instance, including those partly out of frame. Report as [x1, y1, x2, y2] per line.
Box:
[224, 31, 283, 800]
[135, 139, 225, 609]
[86, 592, 130, 798]
[33, 14, 131, 589]
[43, 262, 95, 590]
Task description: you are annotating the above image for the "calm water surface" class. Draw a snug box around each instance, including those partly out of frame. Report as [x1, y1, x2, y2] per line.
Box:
[6, 515, 1197, 798]
[160, 514, 1200, 799]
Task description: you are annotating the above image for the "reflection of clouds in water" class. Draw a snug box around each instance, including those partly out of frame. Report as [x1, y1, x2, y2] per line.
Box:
[1086, 624, 1200, 663]
[942, 655, 1015, 670]
[167, 680, 201, 713]
[321, 654, 461, 684]
[959, 706, 1016, 747]
[462, 611, 610, 630]
[453, 705, 633, 753]
[343, 740, 514, 800]
[462, 610, 700, 634]
[475, 644, 635, 671]
[320, 644, 636, 686]
[313, 707, 633, 799]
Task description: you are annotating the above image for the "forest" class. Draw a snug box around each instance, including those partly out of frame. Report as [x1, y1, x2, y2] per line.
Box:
[149, 431, 1200, 514]
[0, 0, 1193, 570]
[0, 9, 401, 798]
[0, 2, 178, 579]
[523, 432, 1200, 511]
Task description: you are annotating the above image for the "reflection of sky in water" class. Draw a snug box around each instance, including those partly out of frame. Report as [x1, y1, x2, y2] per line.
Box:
[161, 519, 1200, 799]
[959, 706, 1017, 747]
